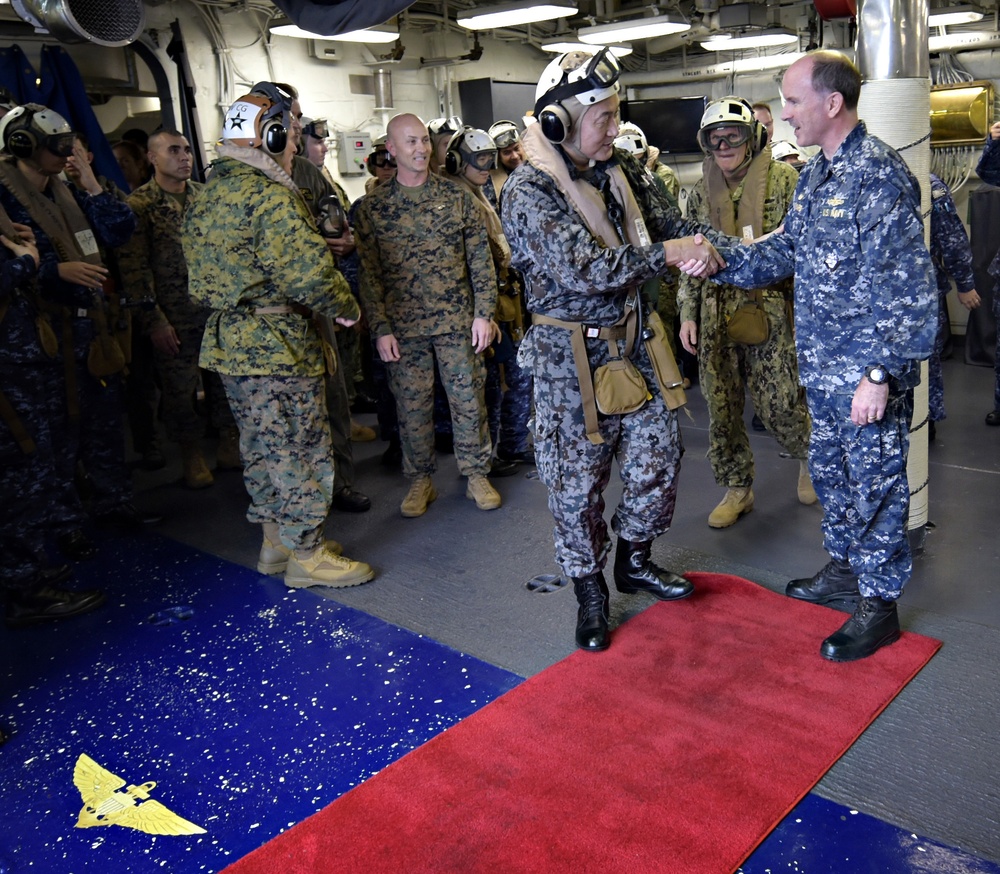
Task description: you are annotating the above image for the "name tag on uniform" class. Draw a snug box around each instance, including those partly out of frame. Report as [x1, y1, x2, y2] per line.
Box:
[75, 229, 99, 256]
[742, 225, 755, 243]
[633, 217, 650, 247]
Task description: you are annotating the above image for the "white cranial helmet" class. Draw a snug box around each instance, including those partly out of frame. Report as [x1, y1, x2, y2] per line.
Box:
[614, 121, 648, 157]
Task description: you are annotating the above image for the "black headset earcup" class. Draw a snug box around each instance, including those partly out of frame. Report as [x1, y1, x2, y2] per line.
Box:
[756, 124, 768, 153]
[444, 147, 462, 175]
[7, 128, 36, 159]
[367, 153, 377, 176]
[261, 119, 287, 155]
[538, 103, 570, 144]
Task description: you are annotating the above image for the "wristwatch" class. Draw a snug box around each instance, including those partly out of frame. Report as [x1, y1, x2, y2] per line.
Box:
[864, 364, 889, 385]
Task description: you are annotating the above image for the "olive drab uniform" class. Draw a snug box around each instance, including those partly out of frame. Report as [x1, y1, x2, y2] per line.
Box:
[117, 177, 236, 447]
[716, 122, 937, 601]
[501, 125, 720, 579]
[182, 144, 360, 551]
[353, 173, 497, 480]
[678, 151, 810, 489]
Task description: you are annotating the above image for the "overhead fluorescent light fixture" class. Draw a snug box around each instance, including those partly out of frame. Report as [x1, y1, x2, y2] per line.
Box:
[578, 13, 690, 44]
[540, 39, 633, 57]
[701, 27, 798, 51]
[270, 23, 400, 43]
[457, 0, 577, 30]
[928, 3, 985, 26]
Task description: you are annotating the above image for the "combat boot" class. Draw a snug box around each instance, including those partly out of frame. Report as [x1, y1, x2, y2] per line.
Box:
[216, 428, 242, 470]
[466, 475, 501, 510]
[613, 538, 694, 600]
[797, 461, 818, 505]
[572, 572, 610, 652]
[257, 535, 342, 575]
[708, 486, 754, 528]
[181, 442, 213, 489]
[401, 476, 437, 518]
[284, 544, 375, 589]
[786, 559, 859, 609]
[820, 596, 900, 662]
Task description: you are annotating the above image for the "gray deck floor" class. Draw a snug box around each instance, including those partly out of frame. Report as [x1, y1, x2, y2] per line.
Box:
[134, 352, 1000, 863]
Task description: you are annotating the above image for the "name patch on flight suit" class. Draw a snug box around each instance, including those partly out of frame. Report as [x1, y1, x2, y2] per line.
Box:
[75, 229, 99, 256]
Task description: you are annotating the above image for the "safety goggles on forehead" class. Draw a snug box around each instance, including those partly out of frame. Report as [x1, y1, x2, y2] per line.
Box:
[703, 126, 750, 151]
[430, 116, 463, 137]
[492, 128, 518, 149]
[304, 119, 329, 139]
[468, 150, 497, 171]
[572, 48, 619, 91]
[46, 132, 76, 157]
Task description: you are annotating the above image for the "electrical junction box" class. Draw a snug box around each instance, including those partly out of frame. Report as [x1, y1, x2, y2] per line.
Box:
[337, 131, 371, 175]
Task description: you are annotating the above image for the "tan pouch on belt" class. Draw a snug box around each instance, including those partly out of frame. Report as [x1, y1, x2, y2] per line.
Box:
[593, 357, 651, 415]
[644, 311, 687, 410]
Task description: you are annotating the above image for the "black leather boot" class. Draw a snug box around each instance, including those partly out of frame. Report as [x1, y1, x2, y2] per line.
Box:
[786, 559, 859, 608]
[613, 538, 694, 601]
[572, 573, 610, 652]
[820, 596, 900, 662]
[5, 584, 107, 628]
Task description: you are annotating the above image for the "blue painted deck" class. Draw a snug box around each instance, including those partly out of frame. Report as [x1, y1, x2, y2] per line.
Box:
[0, 533, 996, 873]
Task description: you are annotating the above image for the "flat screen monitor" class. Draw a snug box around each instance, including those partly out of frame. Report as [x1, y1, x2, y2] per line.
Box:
[623, 97, 707, 155]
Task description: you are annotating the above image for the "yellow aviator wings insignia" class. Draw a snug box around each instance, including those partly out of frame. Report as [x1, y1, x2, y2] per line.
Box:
[72, 753, 206, 835]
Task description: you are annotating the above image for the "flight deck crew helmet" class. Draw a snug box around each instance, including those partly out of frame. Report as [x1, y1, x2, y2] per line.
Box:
[614, 121, 648, 158]
[770, 139, 802, 163]
[222, 94, 287, 154]
[0, 104, 75, 160]
[697, 95, 767, 156]
[487, 120, 520, 150]
[533, 47, 620, 144]
[428, 115, 463, 143]
[444, 127, 498, 176]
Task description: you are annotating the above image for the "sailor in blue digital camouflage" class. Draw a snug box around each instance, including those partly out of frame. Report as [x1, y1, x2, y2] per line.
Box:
[118, 130, 239, 491]
[353, 112, 502, 518]
[706, 51, 937, 662]
[0, 104, 138, 559]
[678, 96, 814, 529]
[182, 86, 374, 590]
[927, 173, 980, 432]
[500, 48, 728, 653]
[0, 220, 107, 626]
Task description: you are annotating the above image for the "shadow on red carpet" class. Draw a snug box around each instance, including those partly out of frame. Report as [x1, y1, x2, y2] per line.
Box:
[222, 572, 941, 874]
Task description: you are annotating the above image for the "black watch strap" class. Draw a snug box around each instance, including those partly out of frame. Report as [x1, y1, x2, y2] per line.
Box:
[864, 364, 889, 385]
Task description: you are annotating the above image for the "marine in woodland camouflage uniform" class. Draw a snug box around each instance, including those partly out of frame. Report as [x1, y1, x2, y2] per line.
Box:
[118, 136, 236, 464]
[712, 52, 936, 661]
[678, 100, 811, 525]
[183, 88, 372, 588]
[353, 118, 497, 490]
[927, 173, 979, 426]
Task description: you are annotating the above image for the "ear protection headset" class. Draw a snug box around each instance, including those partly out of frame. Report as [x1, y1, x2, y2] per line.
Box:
[443, 128, 497, 176]
[0, 104, 75, 160]
[443, 128, 466, 176]
[222, 94, 287, 154]
[249, 81, 293, 155]
[533, 48, 620, 145]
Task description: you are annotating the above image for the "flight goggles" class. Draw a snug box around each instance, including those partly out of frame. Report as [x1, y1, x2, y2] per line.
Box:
[47, 132, 77, 157]
[467, 149, 497, 170]
[491, 127, 519, 149]
[701, 125, 751, 151]
[369, 149, 396, 168]
[303, 119, 329, 139]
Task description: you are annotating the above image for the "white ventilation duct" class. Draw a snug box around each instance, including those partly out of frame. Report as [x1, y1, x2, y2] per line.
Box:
[11, 0, 146, 47]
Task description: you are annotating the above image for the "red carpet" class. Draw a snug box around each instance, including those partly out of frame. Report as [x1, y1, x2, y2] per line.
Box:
[223, 573, 941, 874]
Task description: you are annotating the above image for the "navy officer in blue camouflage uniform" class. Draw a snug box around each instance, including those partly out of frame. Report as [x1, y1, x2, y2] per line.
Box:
[927, 173, 980, 438]
[501, 48, 725, 652]
[706, 50, 937, 661]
